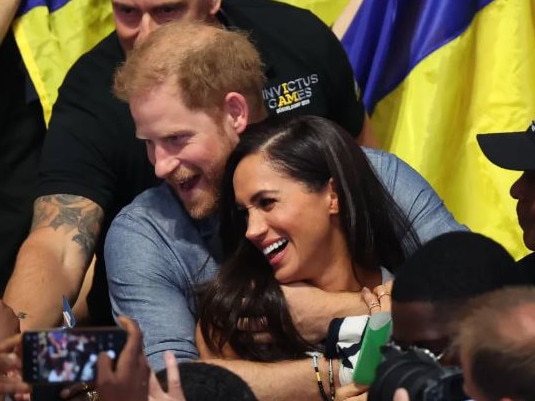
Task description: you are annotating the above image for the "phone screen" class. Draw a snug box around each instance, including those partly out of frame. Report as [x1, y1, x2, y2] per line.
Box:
[22, 327, 127, 385]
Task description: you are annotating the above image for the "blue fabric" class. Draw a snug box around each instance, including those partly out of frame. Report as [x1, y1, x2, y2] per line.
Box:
[104, 149, 466, 372]
[362, 147, 467, 241]
[18, 0, 70, 16]
[104, 184, 220, 372]
[342, 0, 493, 112]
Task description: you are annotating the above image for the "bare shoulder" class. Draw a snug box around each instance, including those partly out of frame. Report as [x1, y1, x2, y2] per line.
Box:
[31, 194, 104, 261]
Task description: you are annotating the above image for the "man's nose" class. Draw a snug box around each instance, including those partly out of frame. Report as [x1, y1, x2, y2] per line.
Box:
[510, 173, 526, 200]
[153, 145, 179, 178]
[136, 13, 158, 45]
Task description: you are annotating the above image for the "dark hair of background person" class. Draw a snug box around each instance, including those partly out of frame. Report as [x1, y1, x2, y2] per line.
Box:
[392, 231, 530, 320]
[455, 286, 535, 401]
[198, 115, 420, 361]
[156, 362, 258, 401]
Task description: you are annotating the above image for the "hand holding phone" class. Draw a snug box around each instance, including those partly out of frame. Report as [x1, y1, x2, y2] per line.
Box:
[97, 316, 152, 401]
[0, 334, 31, 395]
[22, 326, 127, 385]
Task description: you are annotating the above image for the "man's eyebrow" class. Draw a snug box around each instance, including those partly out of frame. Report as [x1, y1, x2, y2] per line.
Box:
[156, 2, 183, 7]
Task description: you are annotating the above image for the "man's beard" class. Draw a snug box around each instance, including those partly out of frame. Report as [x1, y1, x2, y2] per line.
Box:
[170, 163, 224, 220]
[185, 173, 221, 220]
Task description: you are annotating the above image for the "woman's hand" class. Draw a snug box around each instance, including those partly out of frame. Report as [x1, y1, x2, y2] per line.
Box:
[148, 351, 185, 401]
[96, 316, 150, 401]
[361, 281, 392, 315]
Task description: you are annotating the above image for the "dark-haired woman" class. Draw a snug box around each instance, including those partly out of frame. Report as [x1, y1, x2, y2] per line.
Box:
[197, 115, 420, 389]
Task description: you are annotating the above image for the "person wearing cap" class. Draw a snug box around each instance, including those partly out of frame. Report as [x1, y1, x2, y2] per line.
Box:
[477, 121, 535, 281]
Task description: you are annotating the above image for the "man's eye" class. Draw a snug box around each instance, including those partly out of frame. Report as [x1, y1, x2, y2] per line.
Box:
[154, 5, 183, 22]
[115, 5, 136, 15]
[158, 5, 178, 13]
[164, 136, 183, 146]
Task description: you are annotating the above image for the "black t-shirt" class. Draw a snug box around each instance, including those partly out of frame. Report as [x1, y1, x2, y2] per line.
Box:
[38, 0, 365, 325]
[0, 32, 46, 294]
[517, 252, 535, 285]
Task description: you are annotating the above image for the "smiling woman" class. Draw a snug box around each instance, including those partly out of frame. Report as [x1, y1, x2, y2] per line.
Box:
[197, 115, 420, 362]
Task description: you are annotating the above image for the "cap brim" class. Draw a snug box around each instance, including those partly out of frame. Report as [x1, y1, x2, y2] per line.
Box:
[477, 132, 535, 171]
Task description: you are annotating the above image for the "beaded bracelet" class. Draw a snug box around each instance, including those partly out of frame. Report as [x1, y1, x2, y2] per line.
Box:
[311, 352, 331, 401]
[328, 357, 336, 401]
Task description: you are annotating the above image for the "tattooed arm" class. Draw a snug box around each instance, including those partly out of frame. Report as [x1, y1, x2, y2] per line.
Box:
[3, 194, 104, 330]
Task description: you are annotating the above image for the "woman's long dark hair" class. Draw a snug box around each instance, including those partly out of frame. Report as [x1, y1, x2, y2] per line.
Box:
[198, 115, 420, 361]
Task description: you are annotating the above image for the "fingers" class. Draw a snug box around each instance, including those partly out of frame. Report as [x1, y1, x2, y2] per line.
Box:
[60, 381, 94, 399]
[362, 283, 392, 315]
[236, 316, 267, 332]
[96, 351, 114, 386]
[116, 316, 143, 370]
[163, 351, 183, 399]
[0, 334, 21, 353]
[148, 370, 163, 399]
[0, 352, 21, 373]
[361, 287, 381, 315]
[0, 381, 30, 395]
[251, 332, 273, 344]
[394, 387, 410, 401]
[237, 316, 273, 344]
[373, 283, 392, 312]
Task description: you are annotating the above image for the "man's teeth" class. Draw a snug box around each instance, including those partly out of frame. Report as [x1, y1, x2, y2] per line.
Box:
[262, 239, 288, 256]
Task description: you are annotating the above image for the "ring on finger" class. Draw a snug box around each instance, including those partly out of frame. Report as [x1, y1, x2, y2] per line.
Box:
[378, 292, 391, 300]
[369, 301, 381, 310]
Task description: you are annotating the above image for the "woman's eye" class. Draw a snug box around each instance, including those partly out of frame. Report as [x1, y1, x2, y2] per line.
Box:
[258, 198, 275, 209]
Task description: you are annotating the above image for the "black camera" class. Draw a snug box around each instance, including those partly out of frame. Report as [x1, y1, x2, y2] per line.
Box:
[368, 345, 467, 401]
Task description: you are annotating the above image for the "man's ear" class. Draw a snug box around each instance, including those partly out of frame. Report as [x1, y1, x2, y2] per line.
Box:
[327, 178, 339, 215]
[223, 92, 249, 135]
[207, 0, 222, 16]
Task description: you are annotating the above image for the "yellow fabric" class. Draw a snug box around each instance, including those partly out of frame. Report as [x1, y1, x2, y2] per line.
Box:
[13, 0, 114, 124]
[276, 0, 350, 26]
[373, 0, 535, 259]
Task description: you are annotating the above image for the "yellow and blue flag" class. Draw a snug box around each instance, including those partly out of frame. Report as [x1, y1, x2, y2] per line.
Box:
[339, 0, 535, 259]
[13, 0, 114, 124]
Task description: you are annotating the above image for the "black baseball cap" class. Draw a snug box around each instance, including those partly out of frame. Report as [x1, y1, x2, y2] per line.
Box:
[477, 120, 535, 171]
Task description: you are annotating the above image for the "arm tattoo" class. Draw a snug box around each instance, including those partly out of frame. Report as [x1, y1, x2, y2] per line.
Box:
[32, 194, 104, 262]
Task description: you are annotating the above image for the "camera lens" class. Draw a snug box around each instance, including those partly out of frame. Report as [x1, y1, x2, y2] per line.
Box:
[368, 347, 465, 401]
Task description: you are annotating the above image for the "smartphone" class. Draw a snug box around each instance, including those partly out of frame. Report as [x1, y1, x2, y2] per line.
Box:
[22, 327, 127, 385]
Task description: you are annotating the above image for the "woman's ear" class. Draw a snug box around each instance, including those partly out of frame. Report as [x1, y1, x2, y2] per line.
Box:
[327, 178, 339, 214]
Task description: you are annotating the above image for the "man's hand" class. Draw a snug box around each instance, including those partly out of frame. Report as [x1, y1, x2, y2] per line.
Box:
[96, 316, 150, 401]
[148, 351, 185, 401]
[281, 283, 369, 343]
[0, 334, 31, 397]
